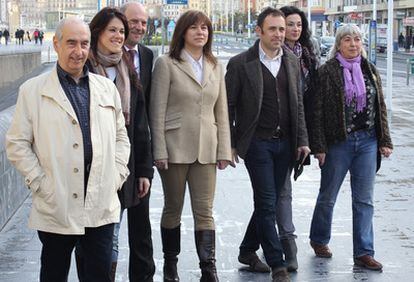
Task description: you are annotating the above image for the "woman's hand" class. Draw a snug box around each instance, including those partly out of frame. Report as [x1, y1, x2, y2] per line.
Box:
[217, 160, 231, 170]
[137, 177, 150, 198]
[230, 148, 239, 168]
[155, 159, 168, 170]
[380, 147, 393, 158]
[315, 153, 326, 168]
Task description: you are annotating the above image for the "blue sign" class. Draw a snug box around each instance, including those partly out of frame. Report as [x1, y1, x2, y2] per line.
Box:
[167, 20, 176, 41]
[166, 0, 188, 4]
[334, 20, 341, 29]
[368, 20, 377, 65]
[154, 19, 159, 27]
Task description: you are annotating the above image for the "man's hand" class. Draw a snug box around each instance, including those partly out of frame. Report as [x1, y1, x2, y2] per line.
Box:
[155, 159, 168, 170]
[138, 177, 150, 198]
[315, 153, 326, 168]
[230, 148, 239, 168]
[380, 147, 392, 158]
[217, 160, 231, 170]
[297, 146, 311, 162]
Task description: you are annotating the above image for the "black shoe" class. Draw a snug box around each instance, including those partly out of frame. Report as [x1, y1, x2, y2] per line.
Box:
[195, 230, 219, 282]
[162, 226, 181, 282]
[238, 252, 270, 273]
[281, 239, 298, 272]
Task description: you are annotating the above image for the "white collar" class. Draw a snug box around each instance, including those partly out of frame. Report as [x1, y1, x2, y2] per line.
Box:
[124, 45, 139, 52]
[183, 49, 203, 67]
[259, 41, 283, 61]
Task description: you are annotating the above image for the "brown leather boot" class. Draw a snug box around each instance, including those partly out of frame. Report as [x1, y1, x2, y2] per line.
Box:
[162, 225, 181, 282]
[195, 230, 219, 282]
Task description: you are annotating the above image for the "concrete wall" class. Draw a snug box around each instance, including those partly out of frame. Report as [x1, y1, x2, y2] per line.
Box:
[0, 51, 41, 89]
[0, 106, 28, 230]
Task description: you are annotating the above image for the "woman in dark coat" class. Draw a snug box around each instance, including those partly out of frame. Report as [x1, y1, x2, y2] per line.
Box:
[309, 24, 393, 271]
[275, 5, 320, 272]
[76, 7, 153, 281]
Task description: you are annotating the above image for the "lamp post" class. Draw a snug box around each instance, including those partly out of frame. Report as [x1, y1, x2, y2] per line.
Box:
[247, 0, 251, 38]
[307, 0, 312, 34]
[386, 0, 393, 112]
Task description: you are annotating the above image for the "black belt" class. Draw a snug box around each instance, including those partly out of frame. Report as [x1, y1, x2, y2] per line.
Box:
[255, 127, 284, 140]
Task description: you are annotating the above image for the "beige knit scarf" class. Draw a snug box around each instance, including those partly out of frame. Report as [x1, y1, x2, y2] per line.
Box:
[89, 50, 131, 125]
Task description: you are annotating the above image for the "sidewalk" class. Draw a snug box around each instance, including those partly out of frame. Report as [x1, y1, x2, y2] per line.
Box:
[0, 59, 413, 282]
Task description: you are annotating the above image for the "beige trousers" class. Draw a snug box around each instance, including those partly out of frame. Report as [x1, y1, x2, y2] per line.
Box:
[159, 162, 217, 230]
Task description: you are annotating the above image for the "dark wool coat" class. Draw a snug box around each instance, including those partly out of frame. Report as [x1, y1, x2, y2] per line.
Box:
[87, 53, 154, 208]
[310, 56, 393, 156]
[225, 40, 309, 159]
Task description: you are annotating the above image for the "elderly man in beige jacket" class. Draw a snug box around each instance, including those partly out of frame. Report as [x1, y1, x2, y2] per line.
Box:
[5, 18, 130, 282]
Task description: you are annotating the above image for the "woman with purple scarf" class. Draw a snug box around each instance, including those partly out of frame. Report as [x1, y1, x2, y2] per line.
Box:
[308, 24, 393, 271]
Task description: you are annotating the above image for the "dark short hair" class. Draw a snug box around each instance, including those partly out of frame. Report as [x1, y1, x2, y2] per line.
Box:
[169, 10, 217, 66]
[257, 7, 285, 29]
[89, 7, 129, 56]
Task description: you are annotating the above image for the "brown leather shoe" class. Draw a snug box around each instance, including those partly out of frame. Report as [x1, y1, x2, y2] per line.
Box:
[354, 255, 383, 271]
[271, 267, 291, 282]
[238, 252, 270, 273]
[310, 241, 332, 258]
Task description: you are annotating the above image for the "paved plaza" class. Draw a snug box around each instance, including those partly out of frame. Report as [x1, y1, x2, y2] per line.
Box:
[0, 48, 413, 281]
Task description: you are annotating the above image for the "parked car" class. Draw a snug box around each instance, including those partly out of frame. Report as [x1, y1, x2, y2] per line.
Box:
[319, 36, 335, 56]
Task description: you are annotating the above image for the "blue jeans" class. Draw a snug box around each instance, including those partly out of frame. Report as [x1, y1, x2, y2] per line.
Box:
[310, 129, 377, 257]
[241, 138, 293, 268]
[112, 208, 125, 262]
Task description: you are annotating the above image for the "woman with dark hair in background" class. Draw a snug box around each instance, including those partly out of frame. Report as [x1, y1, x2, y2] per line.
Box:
[75, 7, 153, 281]
[268, 5, 319, 272]
[150, 10, 232, 282]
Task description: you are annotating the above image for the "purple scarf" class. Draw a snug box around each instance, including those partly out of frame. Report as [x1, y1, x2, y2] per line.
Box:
[335, 53, 366, 112]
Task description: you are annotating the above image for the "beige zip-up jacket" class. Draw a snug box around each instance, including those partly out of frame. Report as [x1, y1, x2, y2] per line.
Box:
[6, 66, 130, 234]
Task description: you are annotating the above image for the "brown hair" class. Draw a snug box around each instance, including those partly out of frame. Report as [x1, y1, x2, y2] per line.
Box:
[89, 7, 129, 57]
[169, 10, 217, 66]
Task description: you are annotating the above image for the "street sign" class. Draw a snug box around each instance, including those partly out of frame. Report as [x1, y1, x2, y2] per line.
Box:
[368, 20, 377, 65]
[166, 0, 188, 4]
[167, 20, 175, 42]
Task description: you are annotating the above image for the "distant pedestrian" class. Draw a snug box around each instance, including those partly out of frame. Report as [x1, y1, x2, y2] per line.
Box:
[34, 29, 39, 44]
[405, 34, 412, 52]
[15, 29, 19, 44]
[39, 30, 44, 45]
[0, 30, 2, 44]
[398, 32, 405, 48]
[309, 24, 393, 271]
[3, 29, 9, 45]
[19, 29, 24, 45]
[26, 31, 31, 42]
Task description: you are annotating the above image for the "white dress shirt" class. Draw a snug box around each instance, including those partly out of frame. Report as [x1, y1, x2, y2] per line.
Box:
[258, 41, 283, 78]
[183, 49, 204, 84]
[124, 45, 141, 76]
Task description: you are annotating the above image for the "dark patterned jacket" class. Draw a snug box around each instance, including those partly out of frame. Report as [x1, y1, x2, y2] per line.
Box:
[310, 56, 393, 154]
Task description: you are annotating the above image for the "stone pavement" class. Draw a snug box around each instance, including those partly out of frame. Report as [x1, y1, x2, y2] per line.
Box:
[0, 58, 413, 282]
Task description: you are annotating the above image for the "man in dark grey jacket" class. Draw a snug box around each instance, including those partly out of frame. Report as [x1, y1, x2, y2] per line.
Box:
[225, 7, 310, 282]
